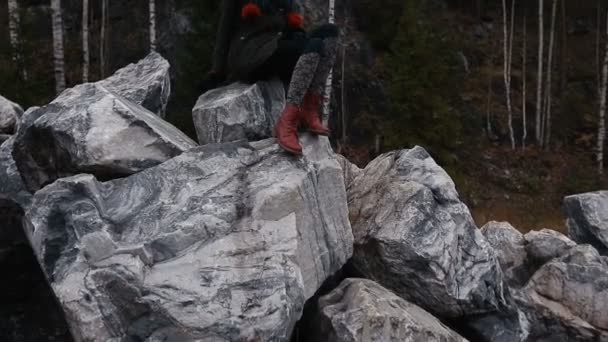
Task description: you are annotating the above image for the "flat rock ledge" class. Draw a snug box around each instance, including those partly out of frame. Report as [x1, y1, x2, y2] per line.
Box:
[192, 79, 285, 145]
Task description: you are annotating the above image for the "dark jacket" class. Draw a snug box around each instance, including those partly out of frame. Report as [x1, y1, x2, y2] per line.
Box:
[213, 0, 298, 81]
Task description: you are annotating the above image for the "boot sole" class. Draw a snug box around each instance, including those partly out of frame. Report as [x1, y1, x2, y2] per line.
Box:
[274, 128, 303, 155]
[278, 142, 303, 155]
[308, 129, 330, 136]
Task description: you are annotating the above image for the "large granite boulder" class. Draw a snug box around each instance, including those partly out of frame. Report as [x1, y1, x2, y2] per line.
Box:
[0, 136, 31, 261]
[13, 84, 196, 192]
[0, 198, 73, 342]
[316, 278, 468, 342]
[481, 221, 529, 287]
[524, 229, 576, 267]
[1, 133, 72, 342]
[336, 154, 361, 192]
[0, 137, 30, 210]
[192, 79, 285, 145]
[0, 95, 23, 135]
[347, 146, 526, 341]
[24, 135, 353, 341]
[564, 191, 608, 255]
[99, 52, 171, 117]
[518, 245, 608, 341]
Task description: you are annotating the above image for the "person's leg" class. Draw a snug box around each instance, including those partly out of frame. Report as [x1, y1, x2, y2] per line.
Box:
[300, 24, 340, 135]
[275, 38, 324, 155]
[285, 38, 323, 105]
[309, 24, 340, 94]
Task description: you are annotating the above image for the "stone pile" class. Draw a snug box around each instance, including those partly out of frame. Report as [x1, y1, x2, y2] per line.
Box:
[3, 52, 607, 342]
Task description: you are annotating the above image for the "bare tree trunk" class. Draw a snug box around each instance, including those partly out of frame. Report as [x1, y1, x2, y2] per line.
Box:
[597, 0, 602, 95]
[82, 0, 90, 83]
[598, 8, 608, 175]
[508, 0, 515, 77]
[523, 12, 528, 150]
[543, 0, 558, 149]
[502, 0, 515, 149]
[149, 0, 156, 51]
[8, 0, 27, 81]
[558, 0, 567, 96]
[51, 0, 66, 94]
[100, 0, 108, 78]
[536, 0, 544, 144]
[486, 74, 494, 137]
[340, 40, 347, 145]
[322, 0, 336, 125]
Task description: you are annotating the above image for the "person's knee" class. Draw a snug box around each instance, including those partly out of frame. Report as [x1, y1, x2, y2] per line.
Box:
[310, 23, 339, 39]
[304, 38, 324, 54]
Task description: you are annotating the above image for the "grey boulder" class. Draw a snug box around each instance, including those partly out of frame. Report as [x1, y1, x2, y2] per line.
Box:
[347, 146, 526, 341]
[24, 135, 353, 341]
[316, 278, 468, 342]
[13, 84, 196, 192]
[524, 228, 576, 266]
[0, 137, 30, 209]
[0, 139, 28, 260]
[336, 154, 361, 192]
[99, 52, 171, 117]
[518, 245, 608, 341]
[0, 137, 31, 258]
[481, 221, 529, 287]
[564, 191, 608, 255]
[192, 79, 285, 145]
[0, 95, 23, 134]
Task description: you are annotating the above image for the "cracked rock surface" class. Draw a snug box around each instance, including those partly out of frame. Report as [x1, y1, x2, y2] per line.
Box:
[99, 52, 171, 117]
[316, 278, 468, 342]
[13, 83, 195, 192]
[524, 228, 576, 267]
[564, 191, 608, 255]
[517, 245, 608, 341]
[25, 135, 353, 341]
[192, 79, 285, 145]
[0, 95, 22, 135]
[481, 221, 529, 287]
[347, 146, 526, 341]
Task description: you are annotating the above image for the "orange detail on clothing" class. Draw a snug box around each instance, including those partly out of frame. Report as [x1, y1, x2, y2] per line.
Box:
[287, 12, 304, 29]
[241, 3, 262, 20]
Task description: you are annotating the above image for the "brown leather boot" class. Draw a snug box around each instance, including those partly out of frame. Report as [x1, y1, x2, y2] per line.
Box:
[274, 104, 303, 155]
[301, 92, 329, 136]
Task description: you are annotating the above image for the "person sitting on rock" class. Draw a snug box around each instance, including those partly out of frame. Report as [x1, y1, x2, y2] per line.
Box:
[210, 0, 339, 155]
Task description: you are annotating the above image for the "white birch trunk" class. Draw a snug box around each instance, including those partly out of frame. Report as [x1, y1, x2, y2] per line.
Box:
[502, 0, 515, 149]
[341, 40, 347, 144]
[536, 0, 544, 143]
[522, 13, 528, 150]
[51, 0, 66, 94]
[486, 74, 493, 137]
[598, 8, 608, 175]
[597, 0, 602, 96]
[8, 0, 27, 80]
[149, 0, 157, 51]
[322, 0, 336, 125]
[508, 0, 515, 77]
[543, 0, 558, 149]
[82, 0, 90, 83]
[374, 134, 381, 155]
[100, 0, 108, 78]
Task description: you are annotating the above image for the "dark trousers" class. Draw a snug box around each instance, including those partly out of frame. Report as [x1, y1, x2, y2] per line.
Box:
[247, 24, 338, 86]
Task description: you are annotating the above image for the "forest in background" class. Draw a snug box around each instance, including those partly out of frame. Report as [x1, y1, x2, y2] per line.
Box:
[0, 0, 607, 232]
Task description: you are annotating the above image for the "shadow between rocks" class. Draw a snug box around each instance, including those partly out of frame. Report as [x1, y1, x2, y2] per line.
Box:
[0, 200, 73, 342]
